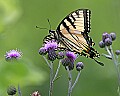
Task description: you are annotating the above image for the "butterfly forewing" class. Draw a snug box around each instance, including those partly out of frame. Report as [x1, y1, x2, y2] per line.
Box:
[57, 9, 91, 33]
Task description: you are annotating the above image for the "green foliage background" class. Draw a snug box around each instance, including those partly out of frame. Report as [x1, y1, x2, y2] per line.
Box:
[0, 0, 120, 96]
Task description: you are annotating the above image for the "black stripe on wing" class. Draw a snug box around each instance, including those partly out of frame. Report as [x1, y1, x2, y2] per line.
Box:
[59, 35, 97, 58]
[66, 17, 76, 29]
[83, 9, 91, 33]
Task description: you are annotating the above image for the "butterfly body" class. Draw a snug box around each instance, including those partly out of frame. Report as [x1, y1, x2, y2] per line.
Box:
[43, 9, 104, 66]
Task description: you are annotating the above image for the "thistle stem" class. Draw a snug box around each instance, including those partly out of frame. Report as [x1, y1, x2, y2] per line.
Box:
[49, 62, 54, 96]
[42, 55, 51, 69]
[71, 71, 81, 90]
[105, 46, 112, 56]
[43, 56, 61, 96]
[53, 60, 61, 82]
[18, 84, 22, 96]
[66, 67, 72, 96]
[107, 46, 120, 96]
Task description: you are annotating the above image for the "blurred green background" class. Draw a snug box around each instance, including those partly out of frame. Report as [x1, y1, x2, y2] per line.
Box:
[0, 0, 120, 96]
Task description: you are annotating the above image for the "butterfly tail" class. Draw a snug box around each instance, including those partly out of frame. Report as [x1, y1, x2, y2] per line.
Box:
[93, 58, 104, 66]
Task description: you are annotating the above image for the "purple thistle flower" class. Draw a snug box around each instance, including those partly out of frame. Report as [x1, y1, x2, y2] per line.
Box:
[31, 91, 41, 96]
[61, 51, 77, 70]
[7, 86, 17, 95]
[66, 51, 77, 61]
[115, 50, 120, 55]
[68, 62, 74, 70]
[44, 40, 58, 51]
[61, 58, 71, 66]
[99, 40, 105, 48]
[39, 40, 58, 61]
[57, 52, 65, 59]
[47, 49, 57, 61]
[61, 58, 74, 70]
[104, 38, 112, 46]
[102, 32, 112, 42]
[39, 47, 47, 55]
[76, 62, 84, 71]
[5, 49, 22, 60]
[110, 32, 116, 41]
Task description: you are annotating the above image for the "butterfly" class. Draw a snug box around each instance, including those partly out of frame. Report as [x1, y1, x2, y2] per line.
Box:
[43, 9, 104, 66]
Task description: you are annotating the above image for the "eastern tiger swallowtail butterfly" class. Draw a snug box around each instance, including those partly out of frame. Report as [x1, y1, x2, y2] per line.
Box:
[43, 9, 104, 66]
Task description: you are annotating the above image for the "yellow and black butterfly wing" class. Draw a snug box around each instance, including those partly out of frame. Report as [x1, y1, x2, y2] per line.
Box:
[43, 9, 103, 65]
[57, 29, 99, 58]
[57, 9, 91, 33]
[56, 9, 100, 58]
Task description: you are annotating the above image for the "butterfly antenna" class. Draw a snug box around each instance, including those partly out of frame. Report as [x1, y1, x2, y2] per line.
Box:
[36, 26, 48, 30]
[93, 58, 104, 66]
[47, 18, 52, 30]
